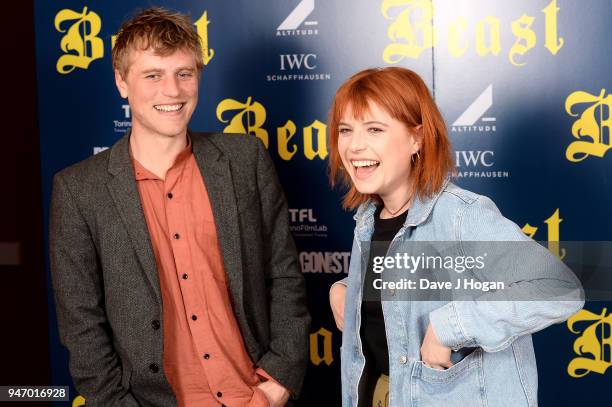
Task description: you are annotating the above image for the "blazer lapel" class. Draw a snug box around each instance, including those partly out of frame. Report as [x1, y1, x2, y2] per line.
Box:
[106, 133, 161, 303]
[192, 133, 244, 312]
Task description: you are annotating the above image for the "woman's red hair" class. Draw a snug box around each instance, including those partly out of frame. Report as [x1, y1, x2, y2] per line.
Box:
[328, 67, 453, 210]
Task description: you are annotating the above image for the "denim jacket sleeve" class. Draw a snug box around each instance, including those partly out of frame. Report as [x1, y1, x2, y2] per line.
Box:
[329, 236, 357, 300]
[429, 195, 584, 352]
[330, 228, 361, 293]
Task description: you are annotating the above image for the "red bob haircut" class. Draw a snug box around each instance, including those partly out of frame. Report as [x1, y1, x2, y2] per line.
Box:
[328, 67, 454, 210]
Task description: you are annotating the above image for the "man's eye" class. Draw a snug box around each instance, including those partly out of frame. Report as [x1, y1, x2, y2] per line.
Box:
[178, 72, 194, 79]
[145, 74, 160, 80]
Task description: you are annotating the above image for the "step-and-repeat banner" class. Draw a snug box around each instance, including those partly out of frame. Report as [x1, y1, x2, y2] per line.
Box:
[34, 1, 611, 405]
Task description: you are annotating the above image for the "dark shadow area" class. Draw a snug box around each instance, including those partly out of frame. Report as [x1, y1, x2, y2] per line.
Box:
[0, 2, 51, 404]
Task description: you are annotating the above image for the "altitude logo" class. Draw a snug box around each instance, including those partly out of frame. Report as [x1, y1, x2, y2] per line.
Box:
[452, 85, 509, 179]
[276, 0, 318, 37]
[271, 1, 326, 81]
[451, 85, 497, 133]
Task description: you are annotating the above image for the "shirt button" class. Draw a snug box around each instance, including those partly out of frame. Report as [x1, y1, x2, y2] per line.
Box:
[399, 355, 408, 364]
[173, 233, 180, 240]
[182, 273, 188, 280]
[191, 315, 198, 321]
[167, 192, 173, 199]
[216, 392, 223, 398]
[149, 363, 159, 373]
[151, 320, 160, 330]
[203, 353, 210, 360]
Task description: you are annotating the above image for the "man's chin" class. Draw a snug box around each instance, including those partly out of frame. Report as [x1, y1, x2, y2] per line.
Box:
[131, 120, 189, 139]
[156, 126, 189, 138]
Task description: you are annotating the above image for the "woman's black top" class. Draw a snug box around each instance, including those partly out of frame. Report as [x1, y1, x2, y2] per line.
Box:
[360, 205, 408, 377]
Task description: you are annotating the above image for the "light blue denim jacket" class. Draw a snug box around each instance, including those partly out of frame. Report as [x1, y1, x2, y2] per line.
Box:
[339, 181, 584, 407]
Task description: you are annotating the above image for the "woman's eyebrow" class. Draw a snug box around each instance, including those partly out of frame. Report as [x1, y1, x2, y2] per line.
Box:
[363, 120, 389, 127]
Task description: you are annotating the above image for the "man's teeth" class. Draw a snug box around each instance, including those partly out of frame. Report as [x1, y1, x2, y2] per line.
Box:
[154, 104, 183, 112]
[352, 160, 380, 168]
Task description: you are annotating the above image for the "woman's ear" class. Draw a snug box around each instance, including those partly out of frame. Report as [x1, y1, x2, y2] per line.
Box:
[413, 124, 424, 152]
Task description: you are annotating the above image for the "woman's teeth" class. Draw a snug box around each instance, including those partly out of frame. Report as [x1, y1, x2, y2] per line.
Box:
[352, 160, 380, 168]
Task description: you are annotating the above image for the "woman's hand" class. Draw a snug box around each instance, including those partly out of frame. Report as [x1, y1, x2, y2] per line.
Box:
[420, 323, 452, 370]
[329, 283, 347, 331]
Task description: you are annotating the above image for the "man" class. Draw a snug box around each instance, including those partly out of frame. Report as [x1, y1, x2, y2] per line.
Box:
[50, 8, 310, 407]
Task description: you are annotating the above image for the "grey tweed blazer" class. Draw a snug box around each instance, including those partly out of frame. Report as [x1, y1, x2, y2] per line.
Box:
[50, 131, 310, 406]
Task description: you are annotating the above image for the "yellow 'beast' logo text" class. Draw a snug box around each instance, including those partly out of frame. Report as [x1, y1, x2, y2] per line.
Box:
[567, 308, 612, 377]
[216, 97, 328, 160]
[565, 89, 611, 162]
[381, 0, 563, 66]
[310, 327, 334, 366]
[55, 7, 104, 74]
[216, 97, 269, 147]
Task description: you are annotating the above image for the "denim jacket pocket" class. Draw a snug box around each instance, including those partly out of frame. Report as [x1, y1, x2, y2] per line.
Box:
[411, 348, 487, 406]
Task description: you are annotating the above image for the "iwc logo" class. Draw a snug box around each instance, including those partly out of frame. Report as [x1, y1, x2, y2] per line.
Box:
[266, 53, 331, 82]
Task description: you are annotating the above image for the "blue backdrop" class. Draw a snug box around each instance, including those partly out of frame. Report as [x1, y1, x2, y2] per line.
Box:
[34, 0, 611, 405]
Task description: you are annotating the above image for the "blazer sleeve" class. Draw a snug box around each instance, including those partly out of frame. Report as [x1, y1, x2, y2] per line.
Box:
[50, 173, 139, 406]
[429, 195, 584, 352]
[252, 140, 311, 398]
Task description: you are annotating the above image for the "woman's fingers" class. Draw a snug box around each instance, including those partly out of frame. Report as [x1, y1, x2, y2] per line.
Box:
[423, 359, 453, 370]
[420, 323, 453, 369]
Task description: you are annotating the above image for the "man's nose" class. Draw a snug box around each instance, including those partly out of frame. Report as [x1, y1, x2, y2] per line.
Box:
[161, 76, 180, 97]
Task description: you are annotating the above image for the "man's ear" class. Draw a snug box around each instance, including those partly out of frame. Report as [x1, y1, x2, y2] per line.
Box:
[114, 69, 129, 99]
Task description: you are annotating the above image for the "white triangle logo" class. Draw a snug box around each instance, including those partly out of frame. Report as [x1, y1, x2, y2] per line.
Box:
[452, 85, 495, 126]
[278, 0, 316, 30]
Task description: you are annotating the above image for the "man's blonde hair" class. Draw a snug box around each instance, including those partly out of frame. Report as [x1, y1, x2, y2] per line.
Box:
[112, 7, 203, 78]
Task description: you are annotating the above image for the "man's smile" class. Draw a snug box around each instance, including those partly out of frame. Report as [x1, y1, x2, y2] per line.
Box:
[153, 103, 184, 112]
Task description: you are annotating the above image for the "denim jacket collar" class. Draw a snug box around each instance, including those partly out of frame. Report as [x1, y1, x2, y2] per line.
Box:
[354, 178, 450, 242]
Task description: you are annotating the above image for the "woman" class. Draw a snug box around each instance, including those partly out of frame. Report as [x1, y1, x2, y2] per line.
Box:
[328, 67, 583, 407]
